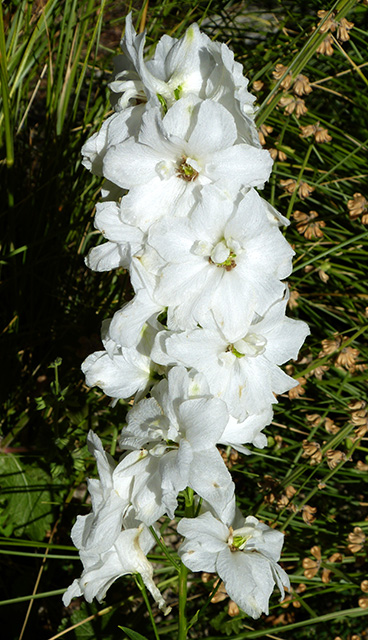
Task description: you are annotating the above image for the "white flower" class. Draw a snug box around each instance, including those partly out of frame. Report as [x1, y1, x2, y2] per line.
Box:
[119, 366, 234, 522]
[63, 506, 170, 615]
[82, 319, 160, 403]
[152, 294, 310, 420]
[70, 431, 133, 555]
[220, 408, 273, 454]
[102, 98, 272, 230]
[81, 104, 145, 175]
[85, 200, 145, 272]
[177, 509, 289, 618]
[148, 187, 293, 336]
[111, 15, 259, 145]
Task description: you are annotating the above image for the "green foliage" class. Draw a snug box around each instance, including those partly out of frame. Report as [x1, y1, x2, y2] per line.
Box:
[119, 627, 151, 640]
[0, 0, 367, 638]
[0, 454, 54, 539]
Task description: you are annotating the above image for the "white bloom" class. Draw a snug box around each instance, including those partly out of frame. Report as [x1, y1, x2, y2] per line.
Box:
[148, 187, 293, 336]
[81, 104, 145, 175]
[152, 294, 310, 419]
[178, 509, 289, 618]
[70, 431, 133, 555]
[102, 98, 272, 230]
[85, 200, 145, 272]
[119, 366, 234, 522]
[82, 319, 160, 403]
[63, 506, 170, 614]
[111, 15, 259, 144]
[220, 408, 273, 454]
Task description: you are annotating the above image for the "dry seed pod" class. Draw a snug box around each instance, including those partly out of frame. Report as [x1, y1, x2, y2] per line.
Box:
[337, 17, 354, 42]
[361, 579, 368, 593]
[356, 461, 368, 471]
[302, 505, 317, 525]
[321, 334, 342, 355]
[326, 449, 346, 469]
[317, 34, 334, 56]
[280, 178, 297, 194]
[302, 440, 322, 465]
[347, 193, 368, 223]
[228, 600, 240, 617]
[252, 80, 264, 91]
[293, 210, 325, 239]
[293, 74, 312, 96]
[347, 527, 366, 553]
[288, 377, 307, 399]
[273, 64, 293, 89]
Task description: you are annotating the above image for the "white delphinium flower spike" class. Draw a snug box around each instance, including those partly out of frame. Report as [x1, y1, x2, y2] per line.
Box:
[152, 294, 310, 420]
[102, 98, 272, 231]
[63, 505, 171, 615]
[148, 187, 293, 335]
[178, 507, 289, 619]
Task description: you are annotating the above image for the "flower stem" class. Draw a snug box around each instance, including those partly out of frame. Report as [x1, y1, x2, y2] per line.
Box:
[135, 574, 160, 640]
[178, 488, 195, 640]
[178, 561, 189, 640]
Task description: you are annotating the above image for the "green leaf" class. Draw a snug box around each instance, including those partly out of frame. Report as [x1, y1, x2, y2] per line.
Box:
[118, 627, 150, 640]
[0, 454, 53, 540]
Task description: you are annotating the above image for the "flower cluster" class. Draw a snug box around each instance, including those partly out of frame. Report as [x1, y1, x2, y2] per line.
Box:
[64, 15, 309, 619]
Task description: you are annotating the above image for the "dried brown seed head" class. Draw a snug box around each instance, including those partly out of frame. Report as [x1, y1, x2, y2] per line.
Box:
[317, 10, 336, 33]
[273, 64, 293, 89]
[302, 440, 322, 465]
[306, 413, 322, 427]
[279, 95, 308, 117]
[356, 460, 368, 472]
[317, 34, 334, 56]
[325, 417, 340, 434]
[321, 334, 342, 355]
[347, 193, 368, 223]
[314, 364, 329, 380]
[258, 124, 273, 146]
[302, 504, 317, 525]
[335, 346, 360, 370]
[298, 182, 315, 199]
[358, 596, 368, 609]
[285, 485, 297, 500]
[337, 18, 354, 42]
[280, 178, 297, 194]
[326, 449, 346, 469]
[293, 74, 313, 96]
[288, 377, 307, 399]
[253, 80, 264, 91]
[347, 527, 365, 553]
[300, 122, 332, 143]
[361, 579, 368, 593]
[293, 210, 325, 238]
[228, 600, 239, 617]
[288, 289, 300, 310]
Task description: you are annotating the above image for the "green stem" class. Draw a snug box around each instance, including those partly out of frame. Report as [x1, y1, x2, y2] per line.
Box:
[135, 574, 160, 640]
[178, 488, 195, 640]
[178, 562, 189, 640]
[149, 526, 180, 572]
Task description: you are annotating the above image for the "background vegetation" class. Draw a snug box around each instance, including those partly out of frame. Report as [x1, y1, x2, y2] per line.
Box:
[0, 0, 367, 638]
